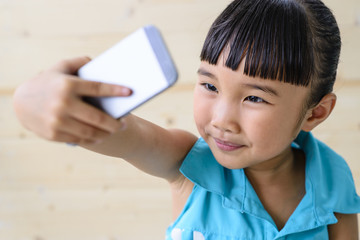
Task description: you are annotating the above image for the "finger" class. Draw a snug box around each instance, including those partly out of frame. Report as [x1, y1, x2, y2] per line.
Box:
[68, 99, 122, 133]
[58, 116, 111, 142]
[45, 130, 82, 144]
[51, 56, 92, 75]
[71, 78, 132, 97]
[53, 131, 102, 145]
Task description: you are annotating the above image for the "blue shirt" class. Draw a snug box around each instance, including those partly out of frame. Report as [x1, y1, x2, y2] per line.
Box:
[166, 131, 360, 240]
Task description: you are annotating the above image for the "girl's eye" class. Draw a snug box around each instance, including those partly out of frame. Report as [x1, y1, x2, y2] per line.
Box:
[245, 96, 267, 103]
[202, 83, 218, 92]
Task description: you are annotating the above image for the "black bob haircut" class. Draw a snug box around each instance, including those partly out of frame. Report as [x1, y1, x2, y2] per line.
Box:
[200, 0, 341, 107]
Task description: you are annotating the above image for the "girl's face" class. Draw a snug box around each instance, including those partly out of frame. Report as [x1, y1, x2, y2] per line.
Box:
[194, 60, 311, 170]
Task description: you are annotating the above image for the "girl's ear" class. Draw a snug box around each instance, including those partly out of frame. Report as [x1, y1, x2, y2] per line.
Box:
[301, 93, 337, 132]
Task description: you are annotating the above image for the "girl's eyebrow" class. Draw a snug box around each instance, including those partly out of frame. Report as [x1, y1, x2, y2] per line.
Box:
[242, 83, 279, 97]
[197, 68, 217, 80]
[198, 68, 279, 97]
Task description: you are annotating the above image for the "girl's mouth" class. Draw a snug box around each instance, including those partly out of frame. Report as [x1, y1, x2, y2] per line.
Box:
[214, 138, 244, 151]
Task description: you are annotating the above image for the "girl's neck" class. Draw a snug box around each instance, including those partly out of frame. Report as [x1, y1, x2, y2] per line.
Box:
[244, 147, 305, 186]
[244, 147, 306, 230]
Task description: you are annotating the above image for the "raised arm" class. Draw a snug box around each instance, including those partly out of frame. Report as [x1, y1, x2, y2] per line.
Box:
[82, 114, 197, 182]
[13, 57, 197, 182]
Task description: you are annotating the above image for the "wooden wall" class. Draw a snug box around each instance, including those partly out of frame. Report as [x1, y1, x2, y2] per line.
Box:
[0, 0, 359, 239]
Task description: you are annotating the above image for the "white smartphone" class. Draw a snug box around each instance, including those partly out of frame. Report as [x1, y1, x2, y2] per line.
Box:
[78, 25, 178, 119]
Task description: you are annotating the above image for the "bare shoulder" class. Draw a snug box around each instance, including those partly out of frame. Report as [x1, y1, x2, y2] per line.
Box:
[166, 129, 197, 220]
[169, 174, 194, 221]
[167, 128, 198, 148]
[328, 213, 359, 240]
[165, 128, 198, 178]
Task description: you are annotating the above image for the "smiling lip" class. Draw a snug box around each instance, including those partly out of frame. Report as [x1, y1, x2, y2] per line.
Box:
[214, 138, 244, 151]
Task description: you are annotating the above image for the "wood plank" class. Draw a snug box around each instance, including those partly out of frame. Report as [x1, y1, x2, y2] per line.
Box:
[0, 0, 360, 238]
[0, 140, 172, 239]
[338, 27, 360, 81]
[2, 0, 358, 88]
[1, 81, 360, 239]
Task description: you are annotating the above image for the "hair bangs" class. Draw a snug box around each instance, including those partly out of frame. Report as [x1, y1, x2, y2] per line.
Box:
[200, 0, 315, 87]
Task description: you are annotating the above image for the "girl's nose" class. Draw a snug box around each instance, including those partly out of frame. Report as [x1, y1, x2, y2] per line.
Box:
[210, 101, 241, 134]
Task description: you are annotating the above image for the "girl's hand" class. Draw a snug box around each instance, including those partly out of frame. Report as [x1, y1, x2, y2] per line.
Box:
[13, 56, 132, 145]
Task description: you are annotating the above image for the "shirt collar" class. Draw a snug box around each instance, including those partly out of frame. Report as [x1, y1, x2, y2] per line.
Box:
[180, 131, 356, 235]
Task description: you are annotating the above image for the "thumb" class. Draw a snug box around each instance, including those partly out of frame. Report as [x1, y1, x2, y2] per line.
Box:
[51, 56, 92, 75]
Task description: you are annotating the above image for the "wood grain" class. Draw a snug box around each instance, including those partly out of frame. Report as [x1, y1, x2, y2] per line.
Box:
[0, 0, 359, 239]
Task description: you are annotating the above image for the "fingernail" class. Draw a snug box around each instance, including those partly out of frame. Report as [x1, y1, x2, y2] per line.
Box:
[119, 118, 127, 130]
[120, 87, 132, 95]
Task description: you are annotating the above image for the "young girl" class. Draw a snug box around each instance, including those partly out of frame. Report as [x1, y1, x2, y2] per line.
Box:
[13, 0, 360, 239]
